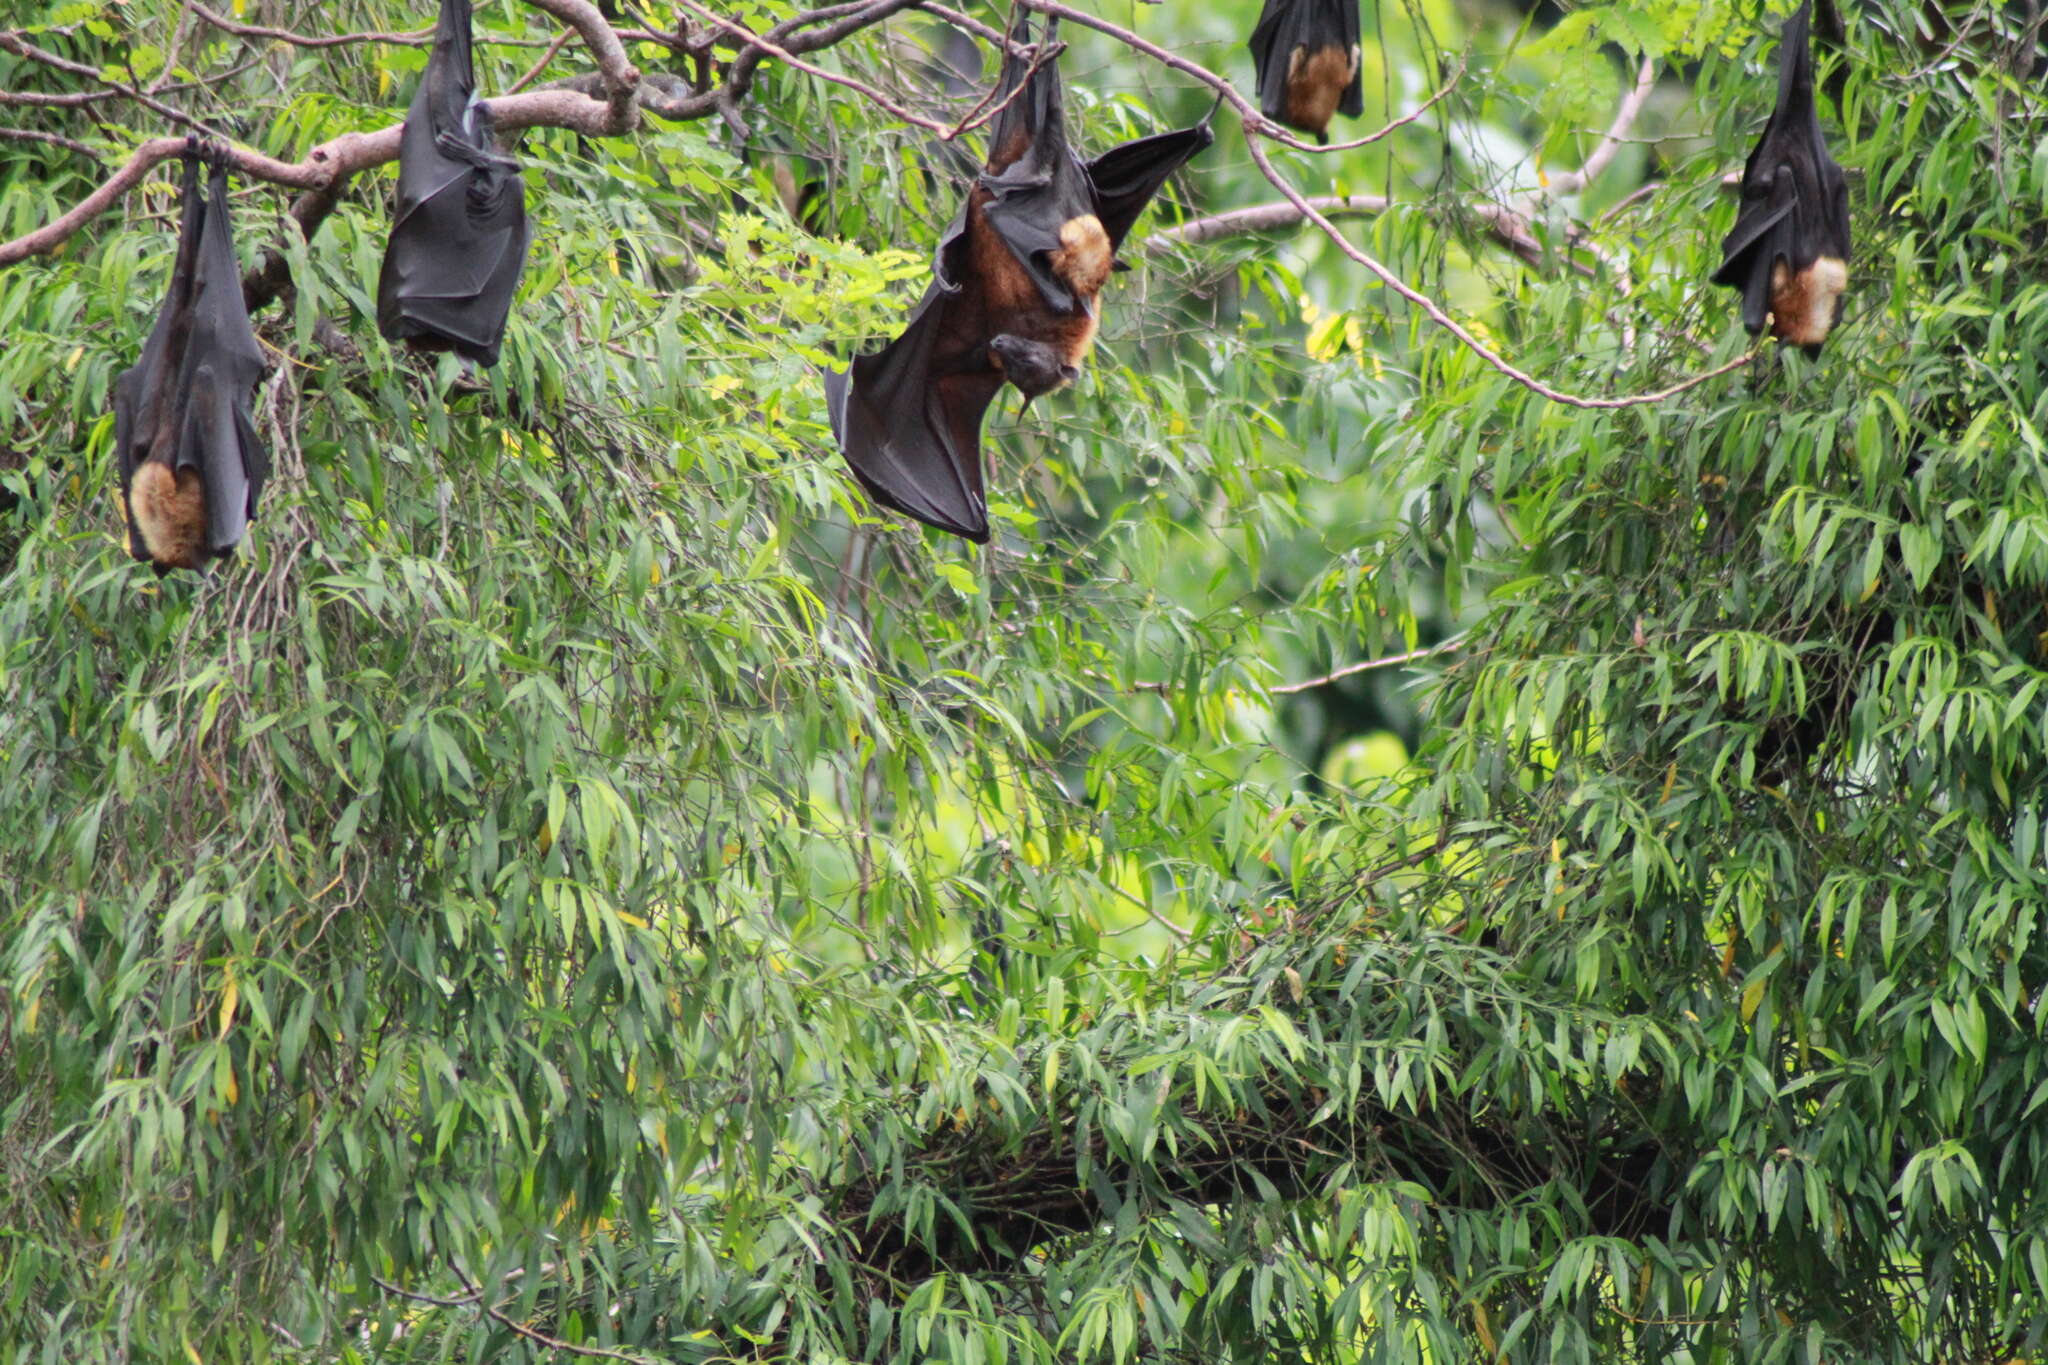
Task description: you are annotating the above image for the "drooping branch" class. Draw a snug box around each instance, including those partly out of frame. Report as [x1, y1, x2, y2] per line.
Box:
[826, 937, 1681, 1285]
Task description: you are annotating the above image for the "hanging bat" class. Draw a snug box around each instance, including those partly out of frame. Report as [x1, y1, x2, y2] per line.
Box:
[824, 12, 1214, 542]
[111, 141, 270, 574]
[376, 0, 531, 367]
[1247, 0, 1363, 145]
[1712, 0, 1850, 352]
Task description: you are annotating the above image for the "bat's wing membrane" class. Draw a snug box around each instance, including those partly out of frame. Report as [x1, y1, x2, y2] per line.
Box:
[1247, 0, 1364, 125]
[1247, 0, 1299, 124]
[826, 281, 997, 542]
[1086, 122, 1215, 253]
[1335, 0, 1365, 118]
[184, 164, 269, 552]
[977, 13, 1101, 314]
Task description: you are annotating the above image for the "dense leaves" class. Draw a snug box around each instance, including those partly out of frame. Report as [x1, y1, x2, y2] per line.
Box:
[2, 0, 2046, 1362]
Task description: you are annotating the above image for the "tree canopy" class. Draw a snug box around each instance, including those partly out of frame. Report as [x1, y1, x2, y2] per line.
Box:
[3, 0, 2048, 1361]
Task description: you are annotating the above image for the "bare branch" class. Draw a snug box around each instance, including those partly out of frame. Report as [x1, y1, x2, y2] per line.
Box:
[446, 1263, 663, 1365]
[185, 0, 561, 49]
[0, 126, 98, 159]
[1149, 193, 1583, 279]
[1288, 55, 1465, 154]
[186, 3, 438, 48]
[1540, 55, 1657, 199]
[510, 26, 579, 94]
[670, 0, 949, 134]
[1271, 637, 1464, 696]
[520, 0, 638, 104]
[0, 75, 648, 271]
[0, 31, 232, 137]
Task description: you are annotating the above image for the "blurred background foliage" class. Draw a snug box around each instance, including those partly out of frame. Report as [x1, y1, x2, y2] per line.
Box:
[3, 0, 2048, 1360]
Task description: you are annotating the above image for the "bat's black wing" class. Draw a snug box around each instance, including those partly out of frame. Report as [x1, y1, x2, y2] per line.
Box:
[1085, 117, 1216, 255]
[184, 159, 269, 553]
[1248, 0, 1364, 133]
[113, 150, 269, 567]
[1712, 1, 1850, 335]
[976, 13, 1102, 316]
[824, 281, 1002, 543]
[825, 213, 1001, 543]
[376, 0, 531, 366]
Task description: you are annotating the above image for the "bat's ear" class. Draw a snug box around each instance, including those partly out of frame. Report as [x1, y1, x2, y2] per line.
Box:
[1058, 364, 1081, 387]
[1111, 260, 1132, 273]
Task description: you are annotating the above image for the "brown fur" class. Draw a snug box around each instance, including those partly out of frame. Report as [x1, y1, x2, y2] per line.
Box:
[1283, 44, 1359, 138]
[1048, 214, 1112, 300]
[129, 461, 208, 571]
[967, 196, 1109, 372]
[1767, 255, 1848, 347]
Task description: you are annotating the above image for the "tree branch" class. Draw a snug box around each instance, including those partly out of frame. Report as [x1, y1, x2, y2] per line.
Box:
[0, 125, 98, 159]
[0, 31, 232, 137]
[1541, 54, 1658, 199]
[185, 3, 441, 49]
[1270, 636, 1464, 695]
[1148, 193, 1586, 277]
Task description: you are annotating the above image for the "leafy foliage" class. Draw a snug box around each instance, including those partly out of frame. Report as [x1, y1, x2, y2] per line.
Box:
[3, 1, 2047, 1362]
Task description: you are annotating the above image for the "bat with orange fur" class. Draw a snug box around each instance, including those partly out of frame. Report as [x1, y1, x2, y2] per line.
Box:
[1712, 1, 1851, 352]
[824, 11, 1212, 542]
[112, 141, 269, 574]
[1247, 0, 1363, 145]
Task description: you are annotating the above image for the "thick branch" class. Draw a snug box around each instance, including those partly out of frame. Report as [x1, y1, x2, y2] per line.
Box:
[1150, 194, 1389, 248]
[520, 0, 639, 107]
[0, 81, 650, 271]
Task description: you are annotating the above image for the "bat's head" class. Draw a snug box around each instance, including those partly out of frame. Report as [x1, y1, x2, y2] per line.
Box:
[989, 334, 1081, 402]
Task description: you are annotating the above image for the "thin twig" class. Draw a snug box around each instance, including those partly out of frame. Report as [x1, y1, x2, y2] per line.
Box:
[0, 31, 232, 137]
[1271, 637, 1464, 695]
[669, 0, 946, 134]
[1278, 53, 1467, 155]
[0, 126, 98, 158]
[448, 1262, 664, 1364]
[510, 26, 579, 93]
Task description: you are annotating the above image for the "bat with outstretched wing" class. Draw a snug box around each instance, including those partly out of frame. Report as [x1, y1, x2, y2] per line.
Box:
[824, 11, 1213, 542]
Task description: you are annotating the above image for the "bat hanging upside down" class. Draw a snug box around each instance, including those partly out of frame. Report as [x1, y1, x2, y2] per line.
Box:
[1712, 0, 1851, 352]
[112, 137, 270, 574]
[1247, 0, 1365, 144]
[824, 11, 1214, 542]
